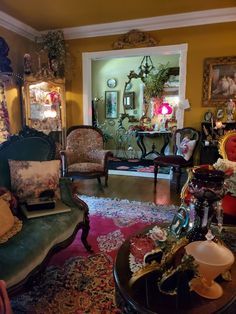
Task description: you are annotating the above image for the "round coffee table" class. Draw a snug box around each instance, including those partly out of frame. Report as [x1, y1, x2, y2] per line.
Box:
[113, 225, 236, 314]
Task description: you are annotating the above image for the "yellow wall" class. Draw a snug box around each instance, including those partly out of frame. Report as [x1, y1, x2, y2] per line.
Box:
[67, 22, 236, 129]
[0, 26, 36, 133]
[1, 21, 236, 132]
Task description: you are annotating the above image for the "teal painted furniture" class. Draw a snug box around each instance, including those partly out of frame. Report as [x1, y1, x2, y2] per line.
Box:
[0, 127, 91, 295]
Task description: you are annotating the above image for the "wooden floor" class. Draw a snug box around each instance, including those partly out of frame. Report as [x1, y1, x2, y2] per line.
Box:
[73, 174, 181, 206]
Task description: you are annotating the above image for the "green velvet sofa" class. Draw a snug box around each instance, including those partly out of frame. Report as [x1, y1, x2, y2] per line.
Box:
[0, 127, 91, 295]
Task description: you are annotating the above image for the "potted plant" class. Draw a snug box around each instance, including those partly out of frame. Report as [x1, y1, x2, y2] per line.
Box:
[144, 64, 170, 103]
[37, 30, 66, 77]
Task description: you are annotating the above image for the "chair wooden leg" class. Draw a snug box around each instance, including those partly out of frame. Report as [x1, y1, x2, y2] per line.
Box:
[105, 174, 108, 187]
[175, 167, 182, 192]
[97, 177, 102, 185]
[154, 164, 159, 187]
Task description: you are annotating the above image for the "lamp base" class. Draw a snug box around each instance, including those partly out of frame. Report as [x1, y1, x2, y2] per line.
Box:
[191, 277, 223, 299]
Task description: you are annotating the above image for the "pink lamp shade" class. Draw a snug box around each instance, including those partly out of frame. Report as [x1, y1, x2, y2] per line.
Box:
[158, 102, 173, 115]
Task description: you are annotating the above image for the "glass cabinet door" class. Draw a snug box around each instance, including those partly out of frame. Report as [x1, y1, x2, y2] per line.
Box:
[23, 78, 66, 146]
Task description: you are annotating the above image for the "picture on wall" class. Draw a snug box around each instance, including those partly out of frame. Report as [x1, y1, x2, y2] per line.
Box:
[202, 56, 236, 106]
[105, 91, 118, 118]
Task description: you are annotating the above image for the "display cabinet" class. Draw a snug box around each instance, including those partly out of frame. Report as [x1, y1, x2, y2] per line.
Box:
[23, 76, 66, 147]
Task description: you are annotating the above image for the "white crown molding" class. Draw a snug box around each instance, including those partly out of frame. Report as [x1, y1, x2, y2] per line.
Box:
[63, 7, 236, 39]
[0, 7, 235, 41]
[0, 10, 40, 41]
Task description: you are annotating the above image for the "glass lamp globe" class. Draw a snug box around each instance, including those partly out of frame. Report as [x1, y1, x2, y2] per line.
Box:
[185, 233, 234, 299]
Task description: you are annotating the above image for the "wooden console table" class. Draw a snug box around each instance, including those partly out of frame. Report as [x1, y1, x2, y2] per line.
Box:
[136, 131, 171, 159]
[113, 225, 236, 314]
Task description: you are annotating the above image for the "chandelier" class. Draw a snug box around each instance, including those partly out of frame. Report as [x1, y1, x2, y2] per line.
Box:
[138, 56, 155, 78]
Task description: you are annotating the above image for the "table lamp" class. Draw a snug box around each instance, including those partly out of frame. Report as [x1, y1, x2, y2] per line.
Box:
[158, 102, 172, 131]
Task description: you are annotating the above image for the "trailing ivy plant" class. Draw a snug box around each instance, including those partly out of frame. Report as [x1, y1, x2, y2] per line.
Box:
[144, 64, 170, 102]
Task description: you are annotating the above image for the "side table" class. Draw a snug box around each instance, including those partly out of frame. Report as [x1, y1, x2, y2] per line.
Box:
[136, 131, 171, 159]
[113, 225, 236, 314]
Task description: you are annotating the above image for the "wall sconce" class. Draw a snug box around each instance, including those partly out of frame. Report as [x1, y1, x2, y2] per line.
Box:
[158, 102, 173, 131]
[138, 56, 155, 78]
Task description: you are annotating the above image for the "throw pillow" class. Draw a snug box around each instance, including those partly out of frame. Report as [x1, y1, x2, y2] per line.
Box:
[0, 198, 14, 237]
[0, 187, 18, 213]
[8, 160, 61, 201]
[178, 137, 196, 161]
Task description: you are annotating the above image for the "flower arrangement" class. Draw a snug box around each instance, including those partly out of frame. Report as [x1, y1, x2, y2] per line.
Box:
[37, 30, 66, 77]
[144, 64, 170, 102]
[213, 158, 236, 196]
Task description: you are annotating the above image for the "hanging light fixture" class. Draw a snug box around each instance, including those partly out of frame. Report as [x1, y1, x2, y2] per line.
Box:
[138, 56, 155, 78]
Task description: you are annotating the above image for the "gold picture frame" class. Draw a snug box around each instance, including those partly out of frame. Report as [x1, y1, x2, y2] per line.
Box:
[202, 56, 236, 107]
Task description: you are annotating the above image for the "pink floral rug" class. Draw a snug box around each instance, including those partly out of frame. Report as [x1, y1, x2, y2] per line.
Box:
[11, 196, 177, 313]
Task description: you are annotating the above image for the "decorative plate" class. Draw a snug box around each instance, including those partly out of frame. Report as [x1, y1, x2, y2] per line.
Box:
[130, 235, 155, 263]
[107, 78, 117, 88]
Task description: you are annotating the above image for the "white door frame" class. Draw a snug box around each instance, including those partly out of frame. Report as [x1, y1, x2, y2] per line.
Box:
[82, 43, 188, 128]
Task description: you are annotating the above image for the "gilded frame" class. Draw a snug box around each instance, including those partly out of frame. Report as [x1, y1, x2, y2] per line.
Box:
[218, 130, 236, 159]
[202, 56, 236, 107]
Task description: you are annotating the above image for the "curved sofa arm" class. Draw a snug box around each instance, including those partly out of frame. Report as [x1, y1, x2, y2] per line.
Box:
[59, 177, 92, 252]
[59, 177, 88, 213]
[60, 150, 78, 176]
[87, 150, 113, 167]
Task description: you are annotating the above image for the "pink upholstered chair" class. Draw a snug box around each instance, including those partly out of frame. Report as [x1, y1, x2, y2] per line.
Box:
[60, 125, 113, 186]
[217, 130, 236, 224]
[218, 130, 236, 161]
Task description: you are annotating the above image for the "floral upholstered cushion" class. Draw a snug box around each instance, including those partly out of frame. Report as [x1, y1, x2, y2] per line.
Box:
[178, 137, 196, 161]
[68, 162, 104, 173]
[8, 160, 61, 200]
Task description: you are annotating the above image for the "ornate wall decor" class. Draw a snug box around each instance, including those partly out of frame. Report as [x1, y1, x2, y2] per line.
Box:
[112, 29, 158, 49]
[202, 56, 236, 107]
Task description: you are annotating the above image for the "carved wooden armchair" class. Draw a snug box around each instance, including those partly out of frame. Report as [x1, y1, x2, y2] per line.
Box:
[60, 125, 113, 186]
[154, 127, 200, 192]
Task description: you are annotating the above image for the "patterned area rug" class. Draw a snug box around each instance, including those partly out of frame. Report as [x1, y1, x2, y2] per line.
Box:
[108, 157, 170, 174]
[11, 196, 177, 313]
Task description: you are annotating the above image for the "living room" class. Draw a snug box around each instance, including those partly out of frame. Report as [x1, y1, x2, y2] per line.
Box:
[0, 1, 236, 313]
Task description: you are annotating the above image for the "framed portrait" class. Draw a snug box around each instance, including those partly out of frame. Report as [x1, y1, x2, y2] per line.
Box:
[123, 92, 135, 110]
[105, 91, 118, 119]
[202, 56, 236, 106]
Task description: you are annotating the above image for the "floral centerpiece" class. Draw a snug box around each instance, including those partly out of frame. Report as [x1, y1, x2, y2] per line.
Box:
[213, 158, 236, 196]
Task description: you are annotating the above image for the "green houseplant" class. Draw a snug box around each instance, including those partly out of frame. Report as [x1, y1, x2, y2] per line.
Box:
[37, 30, 66, 77]
[144, 64, 170, 102]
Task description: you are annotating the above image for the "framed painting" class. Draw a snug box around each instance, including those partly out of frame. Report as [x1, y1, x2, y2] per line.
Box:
[202, 56, 236, 106]
[123, 92, 135, 110]
[105, 91, 118, 119]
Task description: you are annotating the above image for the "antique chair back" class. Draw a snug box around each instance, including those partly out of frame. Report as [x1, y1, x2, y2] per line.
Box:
[0, 127, 55, 189]
[218, 130, 236, 161]
[61, 125, 112, 186]
[154, 127, 200, 192]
